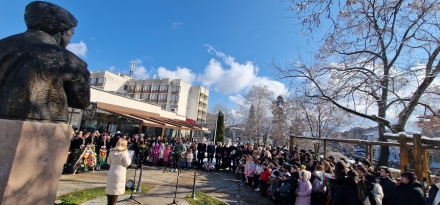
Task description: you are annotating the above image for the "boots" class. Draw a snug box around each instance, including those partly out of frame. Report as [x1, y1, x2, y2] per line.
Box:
[107, 194, 118, 205]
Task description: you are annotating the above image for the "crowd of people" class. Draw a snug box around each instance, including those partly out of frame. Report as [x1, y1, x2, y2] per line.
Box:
[67, 129, 440, 205]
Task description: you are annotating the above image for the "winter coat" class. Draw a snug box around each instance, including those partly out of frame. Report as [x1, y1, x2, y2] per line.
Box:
[391, 182, 425, 205]
[215, 146, 223, 158]
[427, 183, 440, 205]
[207, 144, 215, 158]
[379, 177, 396, 205]
[295, 170, 312, 205]
[159, 144, 165, 159]
[245, 161, 256, 177]
[105, 150, 131, 195]
[174, 142, 184, 156]
[163, 148, 171, 162]
[332, 175, 364, 205]
[186, 152, 194, 162]
[260, 168, 272, 181]
[369, 183, 384, 205]
[197, 143, 207, 158]
[153, 144, 160, 157]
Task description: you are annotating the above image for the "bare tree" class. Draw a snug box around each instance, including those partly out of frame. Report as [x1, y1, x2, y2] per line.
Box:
[239, 85, 274, 143]
[276, 0, 440, 166]
[210, 103, 241, 126]
[287, 95, 348, 139]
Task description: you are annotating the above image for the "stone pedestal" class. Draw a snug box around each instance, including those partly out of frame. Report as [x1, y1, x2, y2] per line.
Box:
[0, 119, 71, 205]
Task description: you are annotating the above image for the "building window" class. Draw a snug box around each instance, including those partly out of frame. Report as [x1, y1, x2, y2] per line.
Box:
[134, 94, 141, 99]
[90, 78, 97, 84]
[153, 85, 160, 91]
[152, 94, 158, 100]
[161, 85, 169, 91]
[171, 95, 179, 102]
[160, 104, 167, 109]
[136, 86, 142, 91]
[127, 94, 134, 98]
[142, 94, 150, 100]
[129, 85, 135, 91]
[159, 94, 167, 101]
[172, 86, 180, 92]
[170, 104, 178, 110]
[97, 78, 106, 83]
[144, 85, 151, 91]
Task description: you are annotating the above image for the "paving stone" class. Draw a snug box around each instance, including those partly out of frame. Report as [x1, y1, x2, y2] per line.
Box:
[57, 165, 273, 205]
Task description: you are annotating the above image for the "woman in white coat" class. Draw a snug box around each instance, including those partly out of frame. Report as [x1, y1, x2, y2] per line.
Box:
[105, 139, 131, 205]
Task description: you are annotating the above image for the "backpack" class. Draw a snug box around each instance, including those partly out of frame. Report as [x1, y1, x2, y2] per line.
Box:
[278, 181, 292, 198]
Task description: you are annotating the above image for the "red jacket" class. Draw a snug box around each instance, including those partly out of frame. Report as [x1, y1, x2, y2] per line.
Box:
[260, 169, 272, 181]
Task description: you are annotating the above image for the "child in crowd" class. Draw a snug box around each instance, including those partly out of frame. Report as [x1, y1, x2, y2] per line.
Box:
[245, 155, 256, 189]
[180, 147, 187, 169]
[186, 149, 194, 168]
[259, 163, 272, 197]
[96, 146, 107, 171]
[147, 144, 154, 164]
[153, 142, 160, 165]
[163, 144, 171, 167]
[158, 142, 165, 166]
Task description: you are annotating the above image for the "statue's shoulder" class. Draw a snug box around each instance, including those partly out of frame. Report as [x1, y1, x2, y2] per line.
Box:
[0, 30, 86, 67]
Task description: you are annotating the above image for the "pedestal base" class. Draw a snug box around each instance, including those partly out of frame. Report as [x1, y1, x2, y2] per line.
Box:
[0, 119, 71, 205]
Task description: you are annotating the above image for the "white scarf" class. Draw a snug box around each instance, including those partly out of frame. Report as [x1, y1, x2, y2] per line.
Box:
[433, 183, 440, 205]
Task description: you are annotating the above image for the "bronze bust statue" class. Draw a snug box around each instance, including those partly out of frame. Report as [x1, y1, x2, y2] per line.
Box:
[0, 1, 90, 122]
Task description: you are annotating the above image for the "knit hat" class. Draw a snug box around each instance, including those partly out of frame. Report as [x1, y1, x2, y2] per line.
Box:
[300, 165, 306, 170]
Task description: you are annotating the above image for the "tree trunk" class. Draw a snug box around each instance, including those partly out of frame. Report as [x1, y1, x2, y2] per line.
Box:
[377, 124, 390, 167]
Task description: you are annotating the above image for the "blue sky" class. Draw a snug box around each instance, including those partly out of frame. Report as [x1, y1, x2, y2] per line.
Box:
[0, 1, 319, 110]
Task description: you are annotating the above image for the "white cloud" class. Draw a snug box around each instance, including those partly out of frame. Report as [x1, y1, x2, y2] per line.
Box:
[198, 44, 288, 97]
[172, 22, 184, 29]
[157, 66, 196, 84]
[133, 59, 149, 79]
[228, 94, 245, 105]
[108, 65, 116, 72]
[67, 41, 87, 58]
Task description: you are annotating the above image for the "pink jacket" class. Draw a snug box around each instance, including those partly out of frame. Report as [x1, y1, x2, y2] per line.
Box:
[163, 149, 171, 162]
[153, 144, 160, 157]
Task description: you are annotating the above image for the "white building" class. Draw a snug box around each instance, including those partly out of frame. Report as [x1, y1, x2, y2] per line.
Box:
[89, 71, 132, 93]
[88, 71, 209, 123]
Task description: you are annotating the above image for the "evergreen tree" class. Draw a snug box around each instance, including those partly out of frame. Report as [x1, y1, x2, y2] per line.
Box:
[271, 95, 287, 146]
[215, 111, 225, 144]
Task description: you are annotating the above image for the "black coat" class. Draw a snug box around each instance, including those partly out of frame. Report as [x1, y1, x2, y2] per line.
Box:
[332, 175, 364, 205]
[379, 177, 396, 205]
[215, 146, 223, 158]
[207, 144, 215, 157]
[227, 145, 237, 158]
[427, 184, 439, 205]
[391, 182, 425, 205]
[197, 143, 207, 158]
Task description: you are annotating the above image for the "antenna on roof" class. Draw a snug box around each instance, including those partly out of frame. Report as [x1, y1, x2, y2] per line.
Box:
[129, 61, 136, 77]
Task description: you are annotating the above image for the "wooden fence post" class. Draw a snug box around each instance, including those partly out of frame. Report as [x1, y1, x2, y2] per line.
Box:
[413, 133, 423, 181]
[323, 138, 327, 160]
[289, 135, 294, 153]
[423, 149, 429, 183]
[399, 133, 408, 173]
[369, 144, 374, 166]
